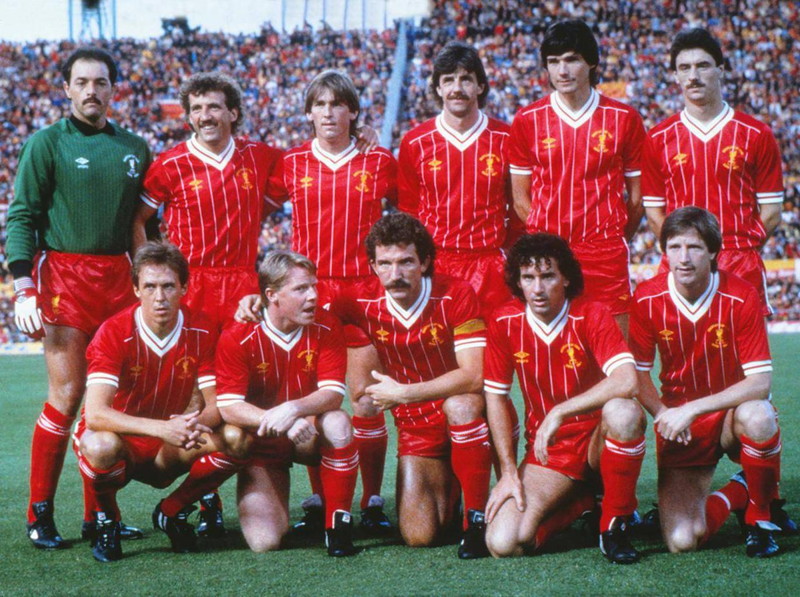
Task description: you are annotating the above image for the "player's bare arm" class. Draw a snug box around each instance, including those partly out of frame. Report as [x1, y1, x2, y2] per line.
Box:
[485, 390, 525, 522]
[511, 173, 532, 223]
[366, 345, 483, 410]
[623, 176, 644, 242]
[131, 203, 158, 255]
[758, 202, 782, 246]
[645, 205, 666, 241]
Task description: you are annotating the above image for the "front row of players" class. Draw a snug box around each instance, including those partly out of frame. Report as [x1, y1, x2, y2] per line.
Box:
[78, 208, 788, 563]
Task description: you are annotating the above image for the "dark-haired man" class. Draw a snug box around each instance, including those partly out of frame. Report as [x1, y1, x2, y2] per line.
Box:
[642, 28, 784, 315]
[509, 20, 646, 335]
[331, 213, 492, 559]
[630, 206, 783, 558]
[76, 242, 248, 562]
[484, 233, 645, 563]
[7, 47, 150, 549]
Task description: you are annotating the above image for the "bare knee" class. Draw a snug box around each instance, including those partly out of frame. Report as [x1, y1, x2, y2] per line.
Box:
[243, 527, 285, 553]
[318, 409, 353, 448]
[602, 398, 646, 441]
[486, 523, 524, 558]
[442, 393, 484, 425]
[222, 424, 253, 459]
[80, 431, 125, 469]
[399, 521, 438, 548]
[47, 380, 85, 414]
[734, 400, 778, 442]
[665, 522, 704, 553]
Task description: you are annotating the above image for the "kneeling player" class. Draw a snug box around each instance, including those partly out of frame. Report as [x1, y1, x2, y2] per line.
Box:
[76, 242, 249, 562]
[631, 207, 784, 558]
[484, 234, 646, 563]
[215, 250, 359, 556]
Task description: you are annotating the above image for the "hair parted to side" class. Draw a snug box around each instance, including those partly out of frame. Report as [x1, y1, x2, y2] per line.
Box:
[540, 20, 600, 86]
[505, 233, 584, 300]
[365, 213, 436, 277]
[669, 27, 725, 71]
[132, 241, 189, 287]
[660, 206, 722, 271]
[429, 41, 489, 109]
[258, 250, 317, 302]
[304, 70, 361, 137]
[61, 47, 119, 84]
[180, 72, 244, 133]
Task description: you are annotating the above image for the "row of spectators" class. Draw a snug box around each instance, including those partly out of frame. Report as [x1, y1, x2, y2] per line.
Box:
[1, 0, 800, 341]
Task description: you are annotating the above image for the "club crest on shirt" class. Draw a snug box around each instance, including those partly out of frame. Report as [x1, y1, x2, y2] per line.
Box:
[130, 365, 144, 379]
[236, 167, 254, 190]
[300, 176, 314, 189]
[189, 179, 203, 193]
[541, 137, 556, 150]
[591, 130, 612, 154]
[658, 329, 675, 342]
[707, 323, 728, 349]
[175, 356, 196, 379]
[123, 154, 141, 178]
[422, 322, 445, 346]
[51, 294, 61, 315]
[375, 328, 390, 343]
[560, 343, 584, 370]
[298, 349, 317, 372]
[671, 152, 688, 167]
[256, 361, 271, 374]
[353, 170, 373, 192]
[479, 153, 500, 177]
[428, 158, 443, 172]
[721, 145, 744, 171]
[514, 350, 530, 364]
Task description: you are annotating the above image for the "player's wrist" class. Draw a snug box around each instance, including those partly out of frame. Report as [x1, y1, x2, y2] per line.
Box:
[13, 276, 36, 293]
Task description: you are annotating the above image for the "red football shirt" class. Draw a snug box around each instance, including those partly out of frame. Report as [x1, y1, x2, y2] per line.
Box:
[509, 90, 645, 244]
[283, 139, 397, 278]
[333, 275, 486, 425]
[484, 298, 634, 441]
[141, 135, 285, 267]
[215, 309, 347, 410]
[397, 112, 512, 250]
[85, 304, 216, 420]
[641, 105, 784, 250]
[629, 270, 772, 406]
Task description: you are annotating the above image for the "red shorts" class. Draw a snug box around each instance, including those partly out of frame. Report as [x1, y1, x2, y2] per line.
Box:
[656, 410, 728, 469]
[34, 251, 136, 336]
[183, 266, 259, 332]
[395, 399, 450, 459]
[318, 276, 371, 347]
[523, 417, 599, 481]
[571, 239, 632, 316]
[436, 248, 513, 320]
[73, 423, 165, 484]
[248, 436, 296, 470]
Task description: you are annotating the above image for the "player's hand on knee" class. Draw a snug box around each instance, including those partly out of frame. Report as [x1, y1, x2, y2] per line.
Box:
[287, 418, 317, 445]
[234, 294, 263, 323]
[654, 405, 696, 443]
[13, 277, 45, 339]
[486, 471, 526, 522]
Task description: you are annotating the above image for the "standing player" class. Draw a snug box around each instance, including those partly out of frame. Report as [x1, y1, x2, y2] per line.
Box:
[484, 234, 646, 563]
[509, 20, 646, 334]
[332, 213, 493, 559]
[75, 242, 248, 562]
[215, 250, 359, 556]
[7, 47, 150, 548]
[630, 207, 783, 558]
[641, 28, 784, 314]
[283, 70, 396, 532]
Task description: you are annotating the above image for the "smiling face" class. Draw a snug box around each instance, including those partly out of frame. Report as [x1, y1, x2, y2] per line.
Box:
[134, 264, 187, 333]
[674, 47, 724, 108]
[436, 66, 484, 120]
[371, 243, 429, 310]
[265, 266, 318, 332]
[187, 90, 238, 153]
[518, 259, 570, 324]
[63, 59, 114, 128]
[546, 51, 593, 98]
[665, 228, 716, 301]
[307, 87, 358, 150]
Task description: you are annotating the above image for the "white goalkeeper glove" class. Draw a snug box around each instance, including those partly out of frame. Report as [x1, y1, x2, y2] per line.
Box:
[14, 277, 45, 339]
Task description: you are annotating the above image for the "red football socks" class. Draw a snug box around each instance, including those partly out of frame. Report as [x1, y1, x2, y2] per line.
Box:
[740, 432, 781, 525]
[319, 442, 359, 528]
[352, 413, 388, 509]
[599, 435, 646, 532]
[28, 402, 74, 522]
[160, 452, 245, 517]
[77, 454, 127, 520]
[450, 419, 492, 528]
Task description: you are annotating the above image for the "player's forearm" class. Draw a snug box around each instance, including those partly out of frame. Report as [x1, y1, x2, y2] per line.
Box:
[401, 367, 482, 404]
[290, 389, 344, 418]
[85, 403, 172, 440]
[759, 202, 782, 243]
[553, 364, 638, 420]
[511, 174, 532, 223]
[197, 387, 222, 429]
[218, 401, 268, 431]
[689, 373, 772, 417]
[635, 370, 665, 418]
[645, 206, 665, 241]
[486, 392, 518, 474]
[131, 204, 157, 255]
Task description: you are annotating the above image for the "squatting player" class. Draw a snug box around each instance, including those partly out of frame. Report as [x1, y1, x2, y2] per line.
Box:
[630, 207, 783, 558]
[642, 28, 784, 315]
[332, 213, 493, 559]
[7, 47, 150, 548]
[282, 70, 397, 532]
[216, 250, 360, 557]
[75, 242, 249, 562]
[484, 234, 646, 563]
[509, 20, 646, 335]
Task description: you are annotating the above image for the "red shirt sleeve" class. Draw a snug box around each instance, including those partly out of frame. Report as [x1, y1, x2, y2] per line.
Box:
[622, 110, 646, 176]
[397, 135, 421, 215]
[483, 311, 514, 396]
[214, 325, 252, 408]
[754, 126, 784, 204]
[140, 156, 172, 210]
[508, 109, 533, 175]
[315, 313, 348, 395]
[641, 132, 667, 208]
[628, 289, 658, 371]
[583, 302, 635, 375]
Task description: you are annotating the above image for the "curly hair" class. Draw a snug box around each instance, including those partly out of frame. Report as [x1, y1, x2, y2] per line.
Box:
[365, 213, 436, 277]
[505, 234, 584, 300]
[179, 72, 244, 134]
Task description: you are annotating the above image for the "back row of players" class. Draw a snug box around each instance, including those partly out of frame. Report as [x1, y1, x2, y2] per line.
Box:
[7, 20, 791, 562]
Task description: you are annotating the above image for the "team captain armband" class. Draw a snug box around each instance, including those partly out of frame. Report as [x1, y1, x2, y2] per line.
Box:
[86, 372, 120, 388]
[319, 380, 347, 395]
[742, 360, 773, 376]
[197, 375, 216, 390]
[216, 393, 246, 408]
[602, 352, 636, 376]
[483, 379, 511, 396]
[454, 319, 486, 336]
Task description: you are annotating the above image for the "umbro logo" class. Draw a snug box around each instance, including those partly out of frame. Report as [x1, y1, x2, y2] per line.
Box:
[75, 157, 89, 169]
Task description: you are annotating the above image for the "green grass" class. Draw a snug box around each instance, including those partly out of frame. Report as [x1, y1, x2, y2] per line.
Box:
[2, 336, 800, 595]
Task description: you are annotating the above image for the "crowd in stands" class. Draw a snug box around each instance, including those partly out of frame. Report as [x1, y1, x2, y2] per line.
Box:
[1, 0, 799, 341]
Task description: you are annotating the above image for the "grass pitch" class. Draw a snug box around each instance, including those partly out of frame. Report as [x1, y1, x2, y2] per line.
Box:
[1, 336, 800, 596]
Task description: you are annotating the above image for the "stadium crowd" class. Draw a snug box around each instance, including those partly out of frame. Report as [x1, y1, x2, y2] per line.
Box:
[2, 0, 800, 342]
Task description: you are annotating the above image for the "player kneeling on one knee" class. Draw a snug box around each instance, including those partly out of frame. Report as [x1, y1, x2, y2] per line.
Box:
[216, 250, 360, 556]
[75, 242, 251, 563]
[484, 233, 646, 564]
[631, 206, 783, 559]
